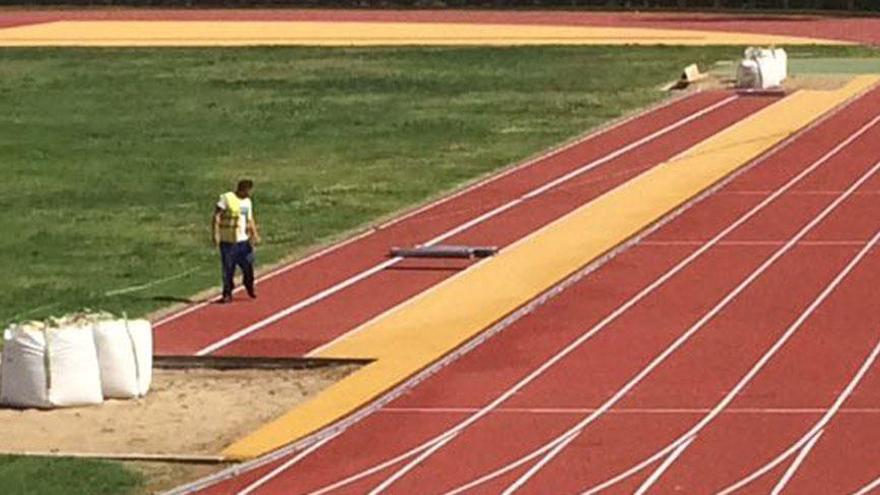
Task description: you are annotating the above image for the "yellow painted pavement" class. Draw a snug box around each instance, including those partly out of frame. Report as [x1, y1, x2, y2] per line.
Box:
[0, 20, 849, 47]
[222, 75, 879, 459]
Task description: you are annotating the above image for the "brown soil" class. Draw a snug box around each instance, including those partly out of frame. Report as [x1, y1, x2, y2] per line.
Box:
[125, 460, 229, 495]
[701, 61, 852, 92]
[783, 74, 851, 91]
[0, 365, 357, 457]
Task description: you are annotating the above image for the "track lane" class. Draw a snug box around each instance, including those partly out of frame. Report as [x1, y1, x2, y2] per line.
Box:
[644, 243, 880, 493]
[153, 91, 735, 356]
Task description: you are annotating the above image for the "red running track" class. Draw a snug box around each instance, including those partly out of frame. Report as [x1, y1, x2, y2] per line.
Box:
[1, 10, 879, 45]
[185, 85, 880, 494]
[154, 91, 772, 358]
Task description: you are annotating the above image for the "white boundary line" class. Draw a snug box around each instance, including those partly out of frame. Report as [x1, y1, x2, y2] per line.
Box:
[501, 430, 581, 495]
[364, 432, 460, 495]
[640, 240, 866, 246]
[378, 407, 880, 415]
[582, 213, 880, 495]
[769, 429, 825, 495]
[634, 435, 697, 495]
[194, 95, 740, 356]
[104, 267, 200, 297]
[719, 190, 880, 195]
[161, 83, 878, 495]
[153, 90, 704, 328]
[854, 475, 880, 495]
[719, 335, 880, 494]
[236, 432, 340, 495]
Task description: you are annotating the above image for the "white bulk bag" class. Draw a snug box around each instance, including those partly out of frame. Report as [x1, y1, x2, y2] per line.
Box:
[1, 324, 104, 408]
[773, 48, 788, 81]
[755, 54, 782, 88]
[736, 59, 761, 89]
[741, 46, 787, 89]
[93, 319, 153, 398]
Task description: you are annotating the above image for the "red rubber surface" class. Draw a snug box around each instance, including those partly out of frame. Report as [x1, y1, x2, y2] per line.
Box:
[154, 91, 770, 357]
[1, 10, 879, 45]
[191, 85, 880, 494]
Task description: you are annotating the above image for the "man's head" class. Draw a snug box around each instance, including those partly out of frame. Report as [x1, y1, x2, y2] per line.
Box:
[236, 179, 254, 199]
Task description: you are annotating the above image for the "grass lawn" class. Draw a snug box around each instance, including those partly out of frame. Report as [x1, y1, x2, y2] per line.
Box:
[0, 455, 141, 495]
[1, 44, 877, 494]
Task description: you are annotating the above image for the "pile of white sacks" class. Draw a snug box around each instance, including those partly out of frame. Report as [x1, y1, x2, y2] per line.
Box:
[737, 47, 788, 89]
[0, 313, 152, 408]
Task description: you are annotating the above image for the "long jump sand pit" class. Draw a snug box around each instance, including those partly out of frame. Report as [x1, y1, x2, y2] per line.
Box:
[0, 364, 358, 459]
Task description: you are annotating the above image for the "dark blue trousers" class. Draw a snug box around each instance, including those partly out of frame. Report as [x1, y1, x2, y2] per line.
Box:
[220, 241, 255, 297]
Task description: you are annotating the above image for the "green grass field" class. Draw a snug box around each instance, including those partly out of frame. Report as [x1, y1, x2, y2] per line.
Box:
[0, 456, 141, 495]
[1, 44, 877, 494]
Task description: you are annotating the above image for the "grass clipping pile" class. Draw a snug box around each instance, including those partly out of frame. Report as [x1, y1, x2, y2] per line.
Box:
[0, 359, 357, 459]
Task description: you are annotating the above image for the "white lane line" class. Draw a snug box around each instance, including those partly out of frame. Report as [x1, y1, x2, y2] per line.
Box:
[194, 95, 741, 357]
[854, 474, 880, 495]
[306, 448, 431, 495]
[104, 267, 200, 297]
[154, 91, 708, 329]
[309, 112, 880, 495]
[379, 407, 880, 415]
[501, 430, 581, 495]
[365, 432, 460, 495]
[770, 430, 825, 495]
[635, 436, 698, 495]
[583, 217, 880, 495]
[152, 229, 377, 327]
[497, 160, 880, 495]
[196, 257, 398, 356]
[719, 190, 880, 196]
[640, 240, 865, 247]
[719, 335, 880, 494]
[236, 433, 340, 495]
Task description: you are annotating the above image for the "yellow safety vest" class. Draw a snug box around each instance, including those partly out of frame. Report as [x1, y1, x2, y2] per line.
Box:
[219, 192, 243, 243]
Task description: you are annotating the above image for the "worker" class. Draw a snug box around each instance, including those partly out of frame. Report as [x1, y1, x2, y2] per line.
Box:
[212, 179, 261, 303]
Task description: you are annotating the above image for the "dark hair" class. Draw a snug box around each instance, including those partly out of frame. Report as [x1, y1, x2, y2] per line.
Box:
[237, 179, 254, 191]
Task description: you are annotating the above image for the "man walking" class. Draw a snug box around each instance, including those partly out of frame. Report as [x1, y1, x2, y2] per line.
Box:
[213, 179, 261, 303]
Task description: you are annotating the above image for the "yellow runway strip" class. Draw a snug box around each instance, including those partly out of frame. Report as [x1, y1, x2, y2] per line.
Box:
[0, 21, 848, 47]
[223, 75, 878, 460]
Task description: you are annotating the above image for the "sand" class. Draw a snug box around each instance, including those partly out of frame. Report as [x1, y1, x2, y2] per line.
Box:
[0, 365, 357, 458]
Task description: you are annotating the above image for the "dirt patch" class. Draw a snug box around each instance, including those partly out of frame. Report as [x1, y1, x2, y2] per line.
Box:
[0, 365, 358, 457]
[125, 460, 229, 495]
[703, 59, 854, 92]
[783, 74, 851, 91]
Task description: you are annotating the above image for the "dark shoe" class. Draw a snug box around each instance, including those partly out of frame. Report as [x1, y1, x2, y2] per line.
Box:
[220, 295, 233, 304]
[246, 287, 257, 299]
